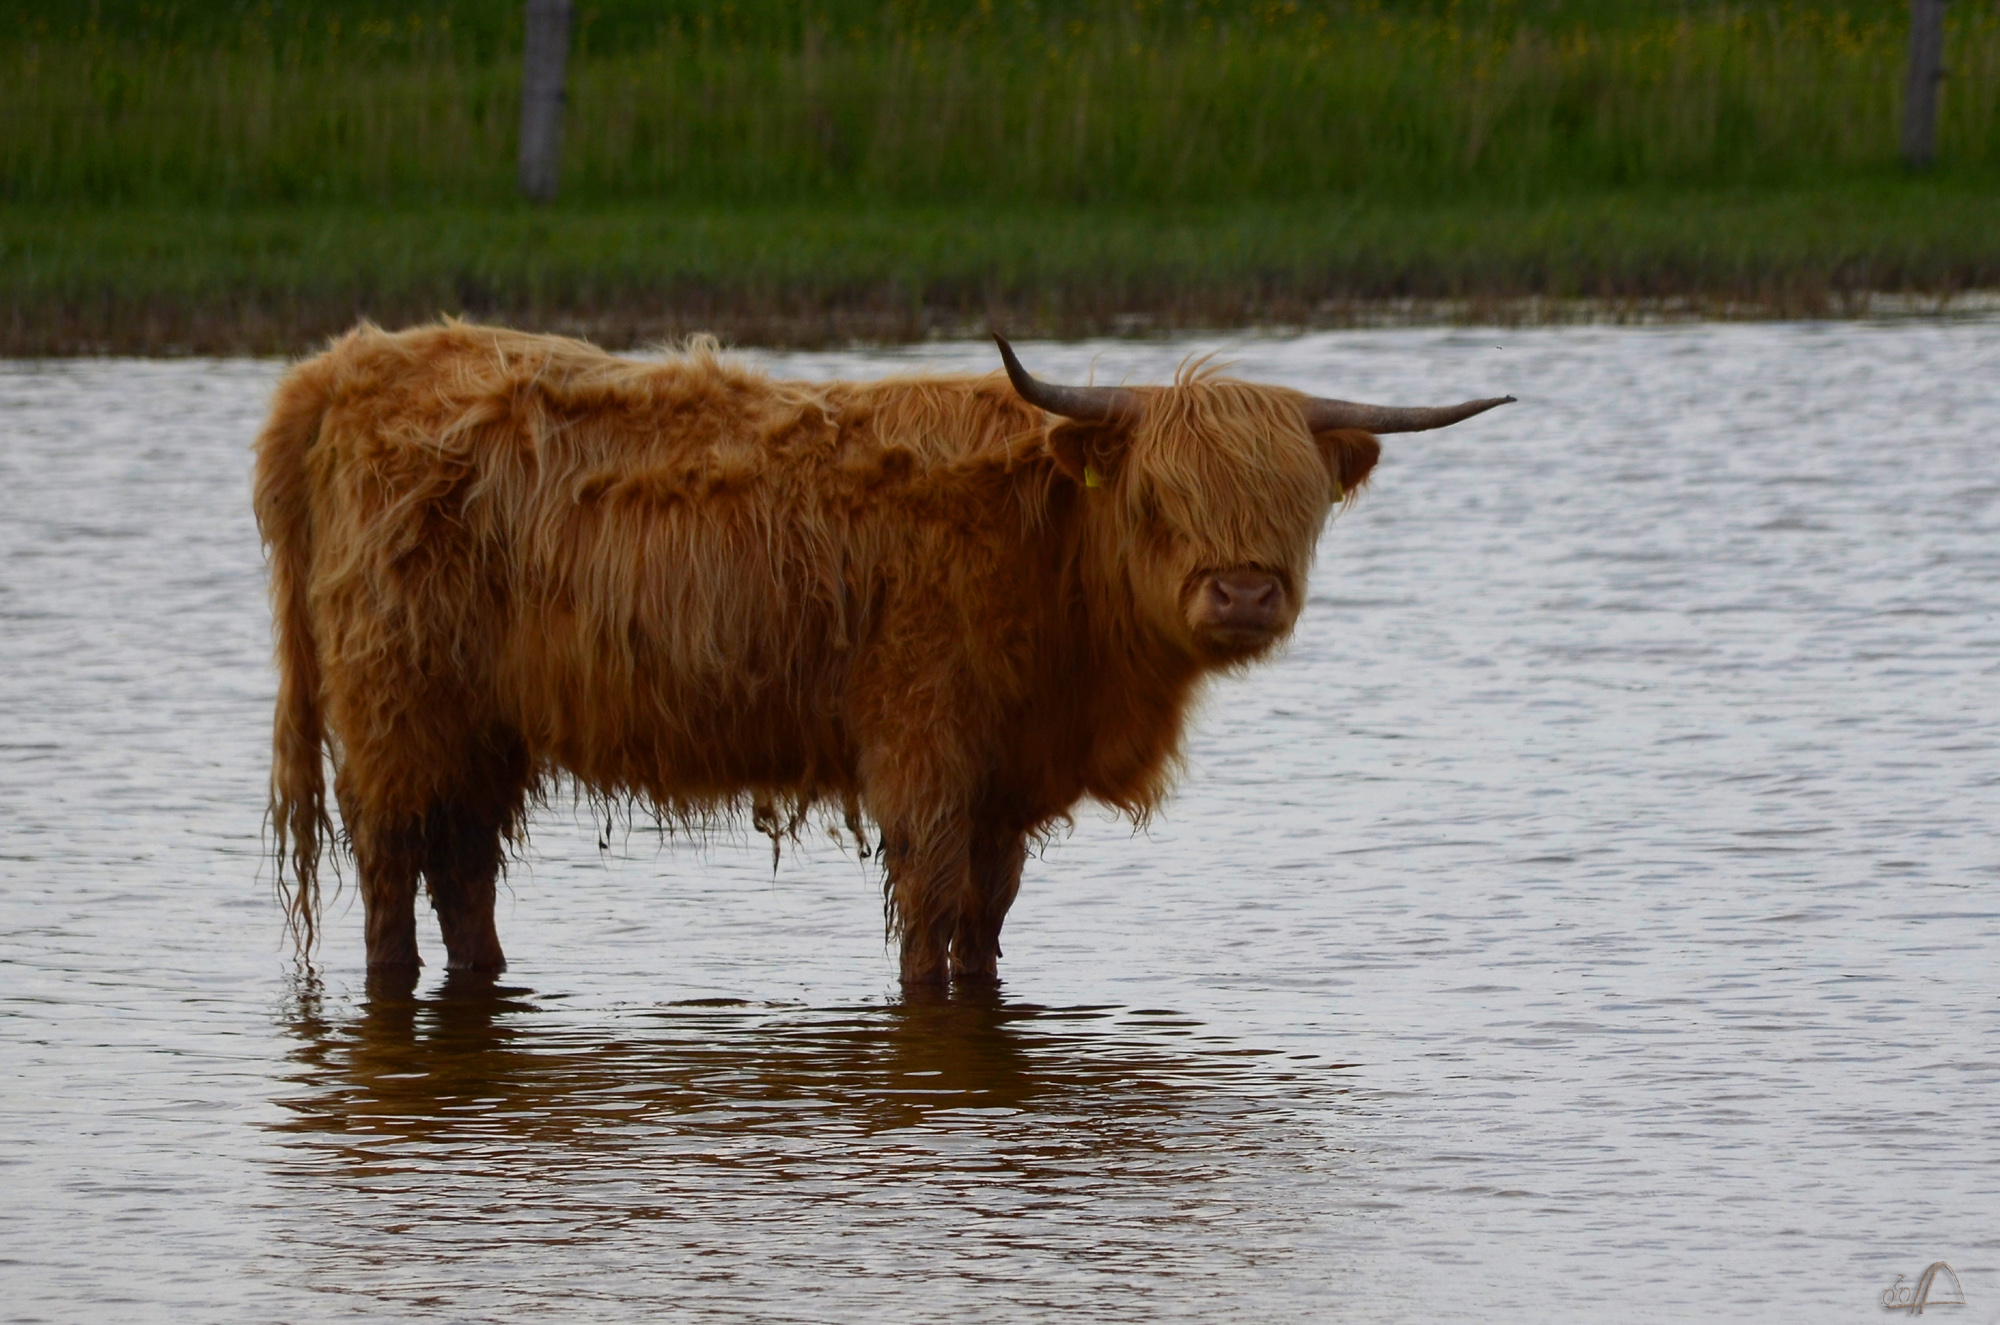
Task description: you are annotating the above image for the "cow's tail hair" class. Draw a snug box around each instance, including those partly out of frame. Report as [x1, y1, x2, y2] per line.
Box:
[253, 353, 340, 955]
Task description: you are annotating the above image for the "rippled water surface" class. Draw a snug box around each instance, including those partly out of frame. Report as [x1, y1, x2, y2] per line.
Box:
[3, 324, 1998, 1322]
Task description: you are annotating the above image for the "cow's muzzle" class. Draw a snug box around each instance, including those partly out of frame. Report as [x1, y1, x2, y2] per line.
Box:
[1192, 568, 1288, 649]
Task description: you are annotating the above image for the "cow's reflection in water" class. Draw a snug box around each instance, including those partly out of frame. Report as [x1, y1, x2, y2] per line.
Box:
[275, 974, 1330, 1157]
[269, 977, 1355, 1316]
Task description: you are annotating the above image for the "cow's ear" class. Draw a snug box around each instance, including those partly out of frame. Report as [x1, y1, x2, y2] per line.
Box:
[1047, 420, 1131, 489]
[1313, 428, 1380, 500]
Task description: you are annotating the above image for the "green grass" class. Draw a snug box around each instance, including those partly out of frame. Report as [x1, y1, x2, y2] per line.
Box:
[8, 3, 1999, 205]
[3, 1, 1998, 351]
[8, 183, 1997, 354]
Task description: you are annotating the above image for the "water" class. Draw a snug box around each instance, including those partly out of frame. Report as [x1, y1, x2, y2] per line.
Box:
[2, 323, 1997, 1323]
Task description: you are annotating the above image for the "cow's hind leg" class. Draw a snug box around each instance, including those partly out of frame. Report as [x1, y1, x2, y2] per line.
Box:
[422, 736, 529, 975]
[950, 819, 1027, 986]
[346, 802, 424, 979]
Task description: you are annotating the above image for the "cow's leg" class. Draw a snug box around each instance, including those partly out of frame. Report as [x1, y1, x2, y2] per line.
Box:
[421, 737, 528, 975]
[881, 810, 974, 990]
[855, 666, 981, 989]
[347, 806, 424, 976]
[422, 800, 508, 975]
[951, 819, 1027, 985]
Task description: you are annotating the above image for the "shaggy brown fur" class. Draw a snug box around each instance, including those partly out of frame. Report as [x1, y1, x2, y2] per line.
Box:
[255, 322, 1380, 986]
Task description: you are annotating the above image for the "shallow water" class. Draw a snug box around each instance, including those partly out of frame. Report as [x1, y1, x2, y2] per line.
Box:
[2, 324, 1997, 1323]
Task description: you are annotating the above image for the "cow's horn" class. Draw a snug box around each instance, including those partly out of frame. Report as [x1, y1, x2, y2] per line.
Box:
[1301, 393, 1516, 434]
[993, 334, 1143, 424]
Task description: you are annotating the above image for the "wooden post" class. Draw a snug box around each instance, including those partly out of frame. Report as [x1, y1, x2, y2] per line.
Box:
[518, 0, 573, 202]
[1901, 0, 1948, 169]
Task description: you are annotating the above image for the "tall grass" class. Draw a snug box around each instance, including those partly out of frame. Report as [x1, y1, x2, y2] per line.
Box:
[6, 3, 1999, 207]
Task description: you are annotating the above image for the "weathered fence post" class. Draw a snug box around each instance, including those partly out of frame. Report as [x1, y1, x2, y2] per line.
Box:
[1901, 0, 1948, 168]
[518, 0, 573, 202]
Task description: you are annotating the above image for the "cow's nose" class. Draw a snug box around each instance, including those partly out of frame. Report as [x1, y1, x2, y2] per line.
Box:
[1203, 569, 1284, 633]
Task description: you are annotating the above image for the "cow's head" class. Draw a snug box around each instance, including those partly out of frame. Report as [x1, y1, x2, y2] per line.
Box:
[996, 335, 1511, 664]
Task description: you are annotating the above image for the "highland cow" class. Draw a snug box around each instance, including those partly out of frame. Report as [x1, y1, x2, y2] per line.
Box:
[255, 323, 1508, 987]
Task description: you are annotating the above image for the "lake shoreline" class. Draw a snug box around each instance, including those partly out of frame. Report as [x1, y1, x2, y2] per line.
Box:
[9, 187, 2000, 356]
[12, 289, 2000, 359]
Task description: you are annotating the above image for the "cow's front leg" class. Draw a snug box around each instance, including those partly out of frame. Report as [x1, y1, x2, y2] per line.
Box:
[423, 799, 510, 976]
[881, 810, 974, 989]
[951, 819, 1026, 985]
[421, 740, 529, 976]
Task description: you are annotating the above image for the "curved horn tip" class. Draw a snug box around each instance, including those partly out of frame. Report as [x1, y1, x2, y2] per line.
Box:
[1440, 394, 1519, 427]
[991, 332, 1033, 391]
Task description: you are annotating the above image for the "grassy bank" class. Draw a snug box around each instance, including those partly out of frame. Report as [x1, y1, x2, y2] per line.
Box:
[10, 2, 1999, 205]
[8, 183, 1998, 355]
[4, 1, 1999, 352]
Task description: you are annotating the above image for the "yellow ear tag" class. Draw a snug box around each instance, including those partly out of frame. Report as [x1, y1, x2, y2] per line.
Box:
[1083, 464, 1104, 489]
